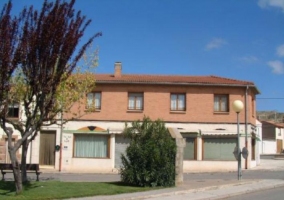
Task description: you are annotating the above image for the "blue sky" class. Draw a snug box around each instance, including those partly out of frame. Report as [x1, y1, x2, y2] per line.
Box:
[2, 0, 284, 112]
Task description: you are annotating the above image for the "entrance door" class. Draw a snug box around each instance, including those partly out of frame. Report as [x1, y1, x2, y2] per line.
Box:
[39, 131, 56, 166]
[277, 139, 283, 153]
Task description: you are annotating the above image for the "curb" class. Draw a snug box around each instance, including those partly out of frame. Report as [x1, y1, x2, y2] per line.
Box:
[207, 180, 284, 200]
[114, 180, 261, 200]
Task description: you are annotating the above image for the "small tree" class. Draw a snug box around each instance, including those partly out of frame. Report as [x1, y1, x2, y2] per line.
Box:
[120, 117, 176, 187]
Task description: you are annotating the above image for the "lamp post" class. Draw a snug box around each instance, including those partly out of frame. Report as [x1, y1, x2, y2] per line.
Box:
[232, 100, 244, 180]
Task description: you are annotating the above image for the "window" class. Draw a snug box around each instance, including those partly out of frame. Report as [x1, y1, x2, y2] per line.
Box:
[128, 93, 143, 110]
[86, 92, 101, 110]
[203, 138, 237, 160]
[171, 94, 186, 111]
[214, 94, 228, 112]
[8, 103, 19, 118]
[74, 134, 109, 158]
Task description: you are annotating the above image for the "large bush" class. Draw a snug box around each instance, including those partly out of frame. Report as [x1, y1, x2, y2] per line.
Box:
[120, 117, 176, 187]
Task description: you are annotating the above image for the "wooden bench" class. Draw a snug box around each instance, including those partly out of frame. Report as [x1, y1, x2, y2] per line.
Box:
[0, 163, 41, 181]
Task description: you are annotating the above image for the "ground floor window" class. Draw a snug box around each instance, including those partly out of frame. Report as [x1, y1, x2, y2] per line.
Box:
[203, 138, 236, 161]
[74, 134, 109, 158]
[183, 137, 197, 160]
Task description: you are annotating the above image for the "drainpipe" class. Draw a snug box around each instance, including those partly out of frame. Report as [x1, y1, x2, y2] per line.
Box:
[245, 86, 249, 169]
[30, 139, 32, 163]
[59, 111, 63, 172]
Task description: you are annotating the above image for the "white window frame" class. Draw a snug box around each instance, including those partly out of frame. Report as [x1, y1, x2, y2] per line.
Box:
[8, 102, 19, 118]
[73, 134, 109, 158]
[214, 94, 229, 112]
[128, 93, 143, 110]
[170, 93, 186, 111]
[86, 92, 101, 110]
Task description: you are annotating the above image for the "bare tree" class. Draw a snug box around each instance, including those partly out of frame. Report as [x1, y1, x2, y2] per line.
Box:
[0, 0, 101, 194]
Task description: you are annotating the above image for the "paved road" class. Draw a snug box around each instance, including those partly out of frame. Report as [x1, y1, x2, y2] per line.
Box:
[221, 186, 284, 200]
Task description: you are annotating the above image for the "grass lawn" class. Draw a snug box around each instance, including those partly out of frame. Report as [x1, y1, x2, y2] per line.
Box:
[0, 181, 159, 199]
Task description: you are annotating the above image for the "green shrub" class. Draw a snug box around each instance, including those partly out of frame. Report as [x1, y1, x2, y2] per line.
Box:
[120, 117, 176, 187]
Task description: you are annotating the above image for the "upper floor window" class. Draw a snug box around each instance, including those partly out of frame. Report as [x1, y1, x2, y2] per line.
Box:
[8, 103, 19, 118]
[128, 93, 143, 110]
[171, 93, 186, 111]
[214, 94, 228, 112]
[86, 92, 101, 110]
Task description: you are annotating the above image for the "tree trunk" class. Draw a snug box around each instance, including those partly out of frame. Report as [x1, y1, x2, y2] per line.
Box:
[21, 139, 28, 182]
[9, 149, 23, 194]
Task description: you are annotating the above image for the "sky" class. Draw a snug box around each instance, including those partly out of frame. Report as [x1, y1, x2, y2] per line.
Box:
[1, 0, 284, 112]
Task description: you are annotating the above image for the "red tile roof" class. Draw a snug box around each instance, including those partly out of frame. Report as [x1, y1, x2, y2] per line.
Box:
[95, 74, 249, 84]
[261, 121, 284, 128]
[94, 74, 260, 94]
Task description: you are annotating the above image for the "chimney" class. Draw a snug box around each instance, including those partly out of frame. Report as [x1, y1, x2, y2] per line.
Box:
[114, 62, 122, 78]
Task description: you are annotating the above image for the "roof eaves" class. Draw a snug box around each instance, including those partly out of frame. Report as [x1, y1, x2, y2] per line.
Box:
[96, 80, 259, 93]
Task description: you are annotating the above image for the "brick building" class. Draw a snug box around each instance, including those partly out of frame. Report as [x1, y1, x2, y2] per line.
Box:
[0, 62, 261, 172]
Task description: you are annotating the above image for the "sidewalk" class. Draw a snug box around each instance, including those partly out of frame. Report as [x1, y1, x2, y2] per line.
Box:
[65, 158, 284, 199]
[65, 179, 284, 200]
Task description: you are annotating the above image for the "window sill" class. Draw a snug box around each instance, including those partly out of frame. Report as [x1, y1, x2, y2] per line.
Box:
[7, 117, 19, 120]
[170, 111, 186, 114]
[73, 157, 110, 159]
[127, 110, 143, 113]
[84, 109, 101, 113]
[214, 111, 229, 115]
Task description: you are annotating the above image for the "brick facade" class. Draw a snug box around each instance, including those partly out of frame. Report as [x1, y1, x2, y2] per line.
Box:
[69, 83, 257, 125]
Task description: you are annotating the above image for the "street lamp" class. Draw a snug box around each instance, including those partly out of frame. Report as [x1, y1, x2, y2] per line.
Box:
[232, 100, 244, 180]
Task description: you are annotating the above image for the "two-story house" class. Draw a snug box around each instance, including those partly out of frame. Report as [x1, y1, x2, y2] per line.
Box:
[0, 62, 261, 173]
[261, 121, 284, 154]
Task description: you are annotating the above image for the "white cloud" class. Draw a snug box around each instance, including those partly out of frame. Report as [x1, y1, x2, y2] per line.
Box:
[205, 38, 227, 50]
[267, 60, 284, 74]
[239, 56, 259, 63]
[277, 44, 284, 57]
[258, 0, 284, 11]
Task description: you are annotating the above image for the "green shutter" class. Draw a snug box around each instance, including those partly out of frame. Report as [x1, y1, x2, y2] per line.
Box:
[204, 138, 236, 161]
[184, 138, 195, 160]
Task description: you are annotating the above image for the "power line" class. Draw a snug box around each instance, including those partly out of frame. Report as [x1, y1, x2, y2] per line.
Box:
[257, 98, 284, 99]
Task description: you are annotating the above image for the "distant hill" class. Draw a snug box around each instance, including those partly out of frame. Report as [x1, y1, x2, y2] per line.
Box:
[257, 111, 284, 123]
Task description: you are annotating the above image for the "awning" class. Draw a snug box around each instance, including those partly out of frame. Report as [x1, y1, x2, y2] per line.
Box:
[201, 131, 237, 138]
[63, 126, 109, 134]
